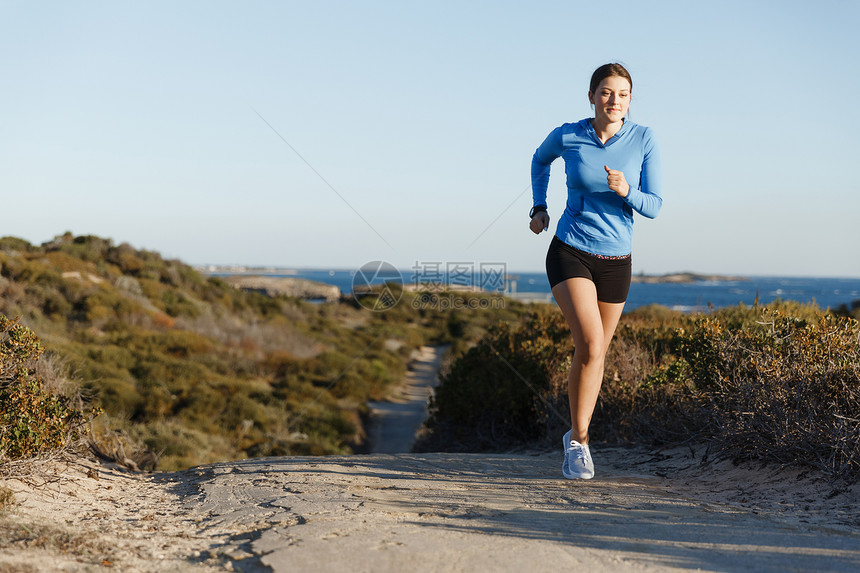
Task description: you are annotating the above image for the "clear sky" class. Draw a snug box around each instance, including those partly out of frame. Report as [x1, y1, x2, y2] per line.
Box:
[2, 0, 859, 277]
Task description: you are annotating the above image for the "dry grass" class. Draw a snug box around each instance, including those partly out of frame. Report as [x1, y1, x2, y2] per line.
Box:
[176, 309, 324, 359]
[0, 562, 39, 573]
[87, 416, 159, 472]
[0, 486, 13, 511]
[0, 518, 116, 564]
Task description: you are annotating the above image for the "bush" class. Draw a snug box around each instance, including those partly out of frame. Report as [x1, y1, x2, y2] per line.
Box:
[0, 236, 34, 254]
[0, 315, 100, 460]
[420, 304, 860, 481]
[419, 310, 571, 450]
[675, 309, 860, 477]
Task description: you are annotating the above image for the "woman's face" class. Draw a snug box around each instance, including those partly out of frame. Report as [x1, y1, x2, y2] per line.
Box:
[589, 75, 631, 125]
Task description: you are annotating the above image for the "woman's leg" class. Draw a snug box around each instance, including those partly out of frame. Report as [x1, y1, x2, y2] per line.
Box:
[551, 277, 625, 444]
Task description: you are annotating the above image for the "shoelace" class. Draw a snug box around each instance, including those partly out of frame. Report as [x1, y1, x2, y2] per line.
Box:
[568, 443, 588, 462]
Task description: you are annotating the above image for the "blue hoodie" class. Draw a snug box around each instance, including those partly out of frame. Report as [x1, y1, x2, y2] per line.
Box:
[531, 118, 663, 257]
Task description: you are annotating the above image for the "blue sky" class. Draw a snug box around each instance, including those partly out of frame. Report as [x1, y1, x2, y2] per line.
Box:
[2, 1, 859, 277]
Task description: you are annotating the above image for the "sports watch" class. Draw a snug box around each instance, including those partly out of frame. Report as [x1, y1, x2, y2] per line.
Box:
[529, 205, 547, 218]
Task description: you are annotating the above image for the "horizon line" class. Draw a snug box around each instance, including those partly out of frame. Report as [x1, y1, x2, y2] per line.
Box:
[193, 264, 860, 281]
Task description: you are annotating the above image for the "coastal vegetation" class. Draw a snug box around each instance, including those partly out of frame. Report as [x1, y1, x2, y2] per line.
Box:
[418, 301, 860, 481]
[0, 233, 525, 470]
[0, 315, 98, 461]
[3, 232, 859, 483]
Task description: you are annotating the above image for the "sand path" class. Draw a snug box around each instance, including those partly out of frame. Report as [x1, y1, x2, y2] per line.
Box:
[367, 345, 445, 454]
[191, 451, 860, 572]
[3, 449, 858, 572]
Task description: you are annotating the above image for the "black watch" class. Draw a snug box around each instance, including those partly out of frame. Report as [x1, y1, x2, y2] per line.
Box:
[529, 205, 547, 218]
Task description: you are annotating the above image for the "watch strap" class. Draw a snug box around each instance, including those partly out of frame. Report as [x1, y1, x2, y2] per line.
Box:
[529, 205, 547, 218]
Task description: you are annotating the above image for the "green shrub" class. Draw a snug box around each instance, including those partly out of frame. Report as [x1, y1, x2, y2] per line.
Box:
[0, 315, 99, 459]
[0, 236, 34, 253]
[420, 310, 571, 449]
[45, 233, 113, 264]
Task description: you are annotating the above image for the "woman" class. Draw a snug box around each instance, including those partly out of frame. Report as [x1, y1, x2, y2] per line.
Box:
[529, 63, 663, 479]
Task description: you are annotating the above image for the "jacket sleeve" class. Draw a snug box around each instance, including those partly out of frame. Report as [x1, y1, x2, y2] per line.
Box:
[622, 128, 663, 219]
[531, 127, 563, 209]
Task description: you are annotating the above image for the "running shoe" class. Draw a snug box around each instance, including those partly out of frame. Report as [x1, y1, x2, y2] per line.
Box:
[564, 439, 594, 480]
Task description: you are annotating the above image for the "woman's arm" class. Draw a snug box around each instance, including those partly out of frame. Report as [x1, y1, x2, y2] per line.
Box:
[622, 128, 663, 219]
[531, 127, 563, 210]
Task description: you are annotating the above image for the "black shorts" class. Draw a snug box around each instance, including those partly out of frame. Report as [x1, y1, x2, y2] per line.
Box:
[546, 235, 632, 303]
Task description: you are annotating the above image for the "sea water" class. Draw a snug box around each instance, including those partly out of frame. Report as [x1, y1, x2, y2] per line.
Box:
[222, 269, 860, 313]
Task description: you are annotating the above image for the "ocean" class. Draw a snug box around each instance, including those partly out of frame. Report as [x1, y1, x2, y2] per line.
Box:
[213, 267, 860, 313]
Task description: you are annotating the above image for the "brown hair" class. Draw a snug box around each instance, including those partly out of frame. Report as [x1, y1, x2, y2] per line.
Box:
[589, 63, 632, 94]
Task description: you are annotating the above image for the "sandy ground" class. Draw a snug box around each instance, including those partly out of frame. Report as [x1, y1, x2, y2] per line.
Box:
[2, 346, 859, 572]
[1, 449, 859, 572]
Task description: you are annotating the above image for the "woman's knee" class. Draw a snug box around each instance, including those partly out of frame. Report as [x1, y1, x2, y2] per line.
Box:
[574, 339, 607, 365]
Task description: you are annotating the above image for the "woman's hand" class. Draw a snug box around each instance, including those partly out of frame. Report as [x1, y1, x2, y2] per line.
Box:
[530, 211, 549, 234]
[604, 165, 630, 198]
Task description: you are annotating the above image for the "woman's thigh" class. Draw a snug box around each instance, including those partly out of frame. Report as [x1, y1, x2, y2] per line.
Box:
[552, 278, 625, 353]
[551, 278, 604, 350]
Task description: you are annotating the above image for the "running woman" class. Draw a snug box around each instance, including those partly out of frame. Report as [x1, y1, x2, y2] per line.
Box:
[529, 63, 663, 479]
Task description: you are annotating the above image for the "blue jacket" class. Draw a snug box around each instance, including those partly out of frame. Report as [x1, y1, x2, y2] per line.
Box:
[532, 118, 663, 257]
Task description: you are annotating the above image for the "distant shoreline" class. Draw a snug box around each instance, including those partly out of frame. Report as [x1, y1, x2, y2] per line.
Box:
[198, 265, 748, 284]
[631, 272, 748, 284]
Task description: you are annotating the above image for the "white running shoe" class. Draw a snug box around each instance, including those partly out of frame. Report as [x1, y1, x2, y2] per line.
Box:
[564, 438, 594, 480]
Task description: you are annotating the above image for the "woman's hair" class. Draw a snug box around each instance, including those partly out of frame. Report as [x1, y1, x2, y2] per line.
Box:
[589, 63, 632, 94]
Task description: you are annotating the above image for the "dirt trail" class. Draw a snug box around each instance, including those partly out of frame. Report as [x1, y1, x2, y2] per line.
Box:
[195, 451, 860, 572]
[3, 448, 860, 572]
[367, 345, 446, 454]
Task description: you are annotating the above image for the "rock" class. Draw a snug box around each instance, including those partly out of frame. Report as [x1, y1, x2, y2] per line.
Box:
[222, 275, 340, 302]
